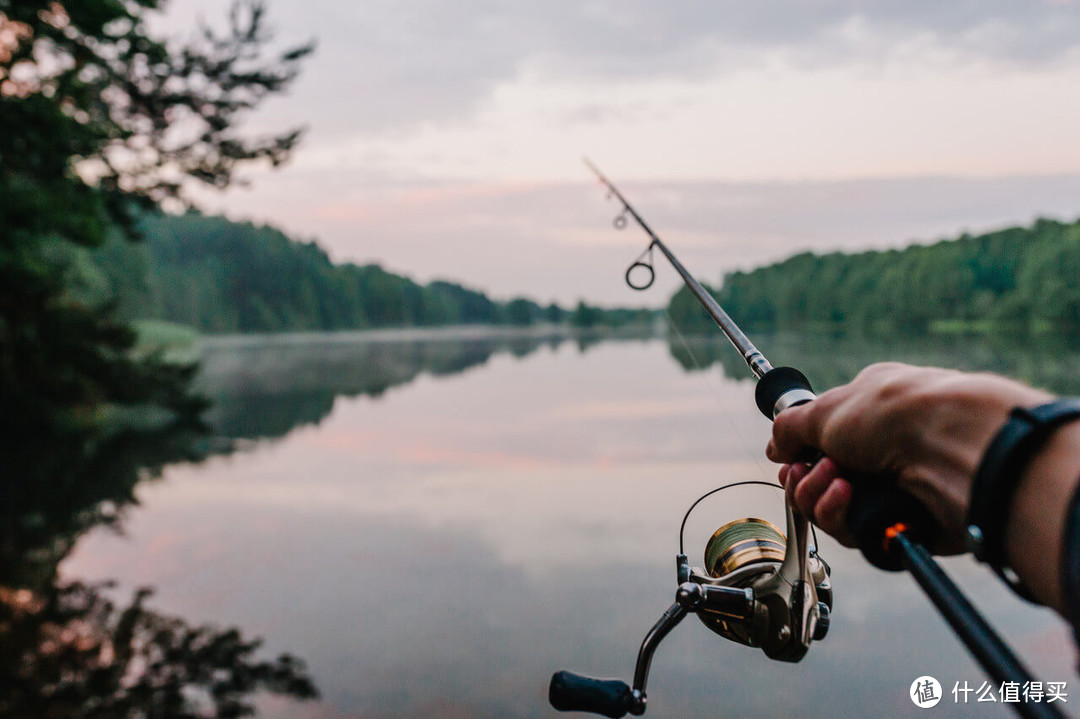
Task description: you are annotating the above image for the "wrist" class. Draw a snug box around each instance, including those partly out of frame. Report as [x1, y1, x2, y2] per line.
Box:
[966, 398, 1080, 601]
[1005, 420, 1080, 611]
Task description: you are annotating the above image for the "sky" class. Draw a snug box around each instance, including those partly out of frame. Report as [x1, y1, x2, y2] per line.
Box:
[164, 0, 1080, 306]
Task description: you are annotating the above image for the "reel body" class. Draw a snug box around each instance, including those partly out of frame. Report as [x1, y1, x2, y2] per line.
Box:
[693, 512, 832, 660]
[550, 491, 833, 717]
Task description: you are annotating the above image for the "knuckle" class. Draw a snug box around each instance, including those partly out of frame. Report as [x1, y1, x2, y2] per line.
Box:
[855, 361, 907, 381]
[771, 408, 803, 453]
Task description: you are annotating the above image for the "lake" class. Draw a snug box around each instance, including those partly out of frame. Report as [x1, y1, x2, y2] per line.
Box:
[9, 327, 1080, 717]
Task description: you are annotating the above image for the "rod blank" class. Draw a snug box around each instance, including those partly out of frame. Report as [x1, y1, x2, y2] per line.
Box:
[583, 158, 772, 378]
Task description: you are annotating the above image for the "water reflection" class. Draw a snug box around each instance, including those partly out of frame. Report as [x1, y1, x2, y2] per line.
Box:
[671, 330, 1080, 395]
[32, 328, 1080, 717]
[0, 581, 315, 718]
[2, 328, 650, 717]
[196, 328, 647, 441]
[0, 427, 317, 717]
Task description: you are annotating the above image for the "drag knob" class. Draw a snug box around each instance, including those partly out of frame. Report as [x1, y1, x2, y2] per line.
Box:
[813, 602, 831, 641]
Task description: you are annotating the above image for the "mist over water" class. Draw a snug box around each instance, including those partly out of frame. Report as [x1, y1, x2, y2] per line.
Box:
[47, 329, 1080, 718]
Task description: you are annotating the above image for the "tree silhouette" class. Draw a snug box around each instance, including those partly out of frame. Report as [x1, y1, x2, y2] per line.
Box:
[0, 0, 312, 432]
[0, 415, 318, 716]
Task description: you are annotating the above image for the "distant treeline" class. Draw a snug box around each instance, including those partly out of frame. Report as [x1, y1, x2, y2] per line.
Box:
[668, 217, 1080, 335]
[78, 212, 654, 334]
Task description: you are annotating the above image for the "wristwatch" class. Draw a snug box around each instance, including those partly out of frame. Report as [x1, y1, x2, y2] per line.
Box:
[967, 398, 1080, 598]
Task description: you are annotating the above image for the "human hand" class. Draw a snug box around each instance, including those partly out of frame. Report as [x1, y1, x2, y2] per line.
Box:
[766, 362, 1051, 554]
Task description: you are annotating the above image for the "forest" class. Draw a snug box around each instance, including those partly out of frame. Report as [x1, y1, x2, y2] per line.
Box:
[668, 217, 1080, 336]
[77, 212, 652, 334]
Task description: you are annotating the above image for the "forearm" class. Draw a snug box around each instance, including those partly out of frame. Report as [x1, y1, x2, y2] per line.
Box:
[1005, 421, 1080, 614]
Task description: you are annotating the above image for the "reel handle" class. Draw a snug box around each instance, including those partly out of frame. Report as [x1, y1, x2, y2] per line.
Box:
[549, 671, 641, 718]
[756, 366, 939, 570]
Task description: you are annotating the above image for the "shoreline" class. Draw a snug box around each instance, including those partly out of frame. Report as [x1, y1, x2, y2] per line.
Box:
[197, 322, 661, 350]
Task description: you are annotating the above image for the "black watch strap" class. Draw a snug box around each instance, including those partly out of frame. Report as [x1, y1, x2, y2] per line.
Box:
[967, 398, 1080, 597]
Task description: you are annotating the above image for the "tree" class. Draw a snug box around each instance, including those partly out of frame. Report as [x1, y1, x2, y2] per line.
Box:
[570, 300, 601, 329]
[544, 302, 566, 324]
[0, 0, 312, 433]
[701, 217, 1080, 337]
[504, 297, 538, 326]
[668, 283, 720, 334]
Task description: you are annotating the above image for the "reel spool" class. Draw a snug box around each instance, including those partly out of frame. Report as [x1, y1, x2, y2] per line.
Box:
[704, 517, 786, 579]
[700, 517, 789, 647]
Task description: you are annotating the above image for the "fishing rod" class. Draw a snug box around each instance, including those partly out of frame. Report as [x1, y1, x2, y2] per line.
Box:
[548, 160, 1063, 719]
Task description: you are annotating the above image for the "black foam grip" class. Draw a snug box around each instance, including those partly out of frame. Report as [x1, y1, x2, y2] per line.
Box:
[844, 470, 938, 571]
[755, 366, 813, 419]
[549, 671, 634, 718]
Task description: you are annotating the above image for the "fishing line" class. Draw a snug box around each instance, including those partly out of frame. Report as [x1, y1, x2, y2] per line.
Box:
[608, 177, 772, 482]
[679, 480, 819, 556]
[663, 305, 774, 484]
[679, 480, 779, 555]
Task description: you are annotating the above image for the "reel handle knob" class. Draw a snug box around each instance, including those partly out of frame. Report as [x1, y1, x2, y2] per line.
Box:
[549, 671, 641, 717]
[755, 366, 940, 570]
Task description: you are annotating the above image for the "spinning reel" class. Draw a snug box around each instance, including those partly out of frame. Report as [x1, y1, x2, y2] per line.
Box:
[549, 483, 833, 718]
[558, 159, 1066, 719]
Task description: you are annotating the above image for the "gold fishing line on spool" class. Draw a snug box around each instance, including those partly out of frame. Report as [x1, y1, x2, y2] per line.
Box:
[704, 517, 786, 578]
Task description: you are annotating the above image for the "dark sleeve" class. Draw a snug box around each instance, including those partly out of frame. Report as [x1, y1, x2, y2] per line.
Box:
[1062, 479, 1080, 663]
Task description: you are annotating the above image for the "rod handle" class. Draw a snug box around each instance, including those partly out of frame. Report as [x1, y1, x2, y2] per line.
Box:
[844, 473, 938, 570]
[549, 671, 639, 717]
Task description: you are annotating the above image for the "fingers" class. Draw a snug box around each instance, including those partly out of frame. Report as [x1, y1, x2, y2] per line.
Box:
[781, 457, 857, 548]
[768, 362, 916, 466]
[767, 404, 810, 463]
[815, 478, 855, 547]
[792, 458, 838, 519]
[781, 462, 808, 502]
[769, 363, 930, 549]
[767, 388, 841, 464]
[777, 463, 792, 488]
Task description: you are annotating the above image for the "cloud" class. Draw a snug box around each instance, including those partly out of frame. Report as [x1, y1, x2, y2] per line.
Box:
[164, 1, 1080, 135]
[167, 1, 1080, 307]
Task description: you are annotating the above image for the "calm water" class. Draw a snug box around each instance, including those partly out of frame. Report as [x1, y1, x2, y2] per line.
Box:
[28, 329, 1080, 716]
